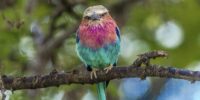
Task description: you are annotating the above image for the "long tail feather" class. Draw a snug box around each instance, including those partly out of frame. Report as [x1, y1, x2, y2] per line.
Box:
[97, 82, 106, 100]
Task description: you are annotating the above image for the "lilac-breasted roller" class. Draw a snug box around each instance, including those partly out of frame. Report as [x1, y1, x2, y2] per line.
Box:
[76, 5, 120, 100]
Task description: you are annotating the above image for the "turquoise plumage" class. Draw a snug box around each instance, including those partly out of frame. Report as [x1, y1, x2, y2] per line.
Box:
[76, 39, 120, 67]
[76, 5, 120, 100]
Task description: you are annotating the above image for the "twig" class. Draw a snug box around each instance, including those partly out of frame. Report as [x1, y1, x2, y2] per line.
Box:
[133, 50, 168, 67]
[44, 0, 81, 43]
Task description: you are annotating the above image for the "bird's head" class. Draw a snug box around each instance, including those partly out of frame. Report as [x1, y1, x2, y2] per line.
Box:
[82, 5, 112, 25]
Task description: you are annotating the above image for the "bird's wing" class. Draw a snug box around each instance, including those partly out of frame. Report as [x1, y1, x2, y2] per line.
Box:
[76, 29, 80, 43]
[115, 26, 120, 41]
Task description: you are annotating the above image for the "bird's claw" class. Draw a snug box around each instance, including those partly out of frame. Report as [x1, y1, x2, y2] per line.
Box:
[90, 68, 98, 79]
[104, 64, 113, 73]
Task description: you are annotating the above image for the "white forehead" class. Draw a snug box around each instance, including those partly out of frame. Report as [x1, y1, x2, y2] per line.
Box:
[83, 5, 108, 17]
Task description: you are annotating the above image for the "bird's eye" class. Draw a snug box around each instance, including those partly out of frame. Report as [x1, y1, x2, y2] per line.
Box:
[100, 13, 107, 17]
[84, 16, 90, 20]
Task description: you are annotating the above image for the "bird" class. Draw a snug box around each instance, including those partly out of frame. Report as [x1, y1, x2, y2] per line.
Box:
[76, 5, 120, 100]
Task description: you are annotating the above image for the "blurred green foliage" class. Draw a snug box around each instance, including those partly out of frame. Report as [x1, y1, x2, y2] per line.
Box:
[0, 0, 200, 99]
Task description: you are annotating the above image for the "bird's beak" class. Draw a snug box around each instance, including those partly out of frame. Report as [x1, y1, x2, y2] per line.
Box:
[90, 13, 100, 20]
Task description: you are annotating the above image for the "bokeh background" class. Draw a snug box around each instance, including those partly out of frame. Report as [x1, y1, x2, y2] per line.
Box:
[1, 0, 200, 100]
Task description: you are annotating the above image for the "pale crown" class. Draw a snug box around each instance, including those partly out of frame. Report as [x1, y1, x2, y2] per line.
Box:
[83, 5, 108, 17]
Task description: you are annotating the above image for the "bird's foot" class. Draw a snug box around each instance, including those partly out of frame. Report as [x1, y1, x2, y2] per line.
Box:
[90, 68, 98, 79]
[104, 64, 113, 73]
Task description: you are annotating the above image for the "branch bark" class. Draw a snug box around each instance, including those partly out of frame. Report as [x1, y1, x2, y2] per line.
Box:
[1, 51, 200, 91]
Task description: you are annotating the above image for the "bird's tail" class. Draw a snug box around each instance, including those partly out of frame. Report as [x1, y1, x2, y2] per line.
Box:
[97, 82, 106, 100]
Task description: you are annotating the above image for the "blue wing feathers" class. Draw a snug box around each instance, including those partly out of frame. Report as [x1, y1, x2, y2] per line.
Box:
[115, 27, 120, 40]
[76, 30, 80, 43]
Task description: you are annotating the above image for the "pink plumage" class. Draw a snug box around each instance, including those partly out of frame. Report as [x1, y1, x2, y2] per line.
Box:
[78, 14, 117, 48]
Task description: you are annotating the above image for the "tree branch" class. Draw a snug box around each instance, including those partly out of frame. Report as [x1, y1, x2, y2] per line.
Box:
[1, 51, 200, 91]
[44, 0, 81, 43]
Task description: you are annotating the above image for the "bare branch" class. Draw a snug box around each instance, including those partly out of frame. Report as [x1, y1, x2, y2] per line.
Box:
[1, 51, 200, 91]
[45, 6, 66, 42]
[44, 0, 81, 43]
[44, 23, 78, 53]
